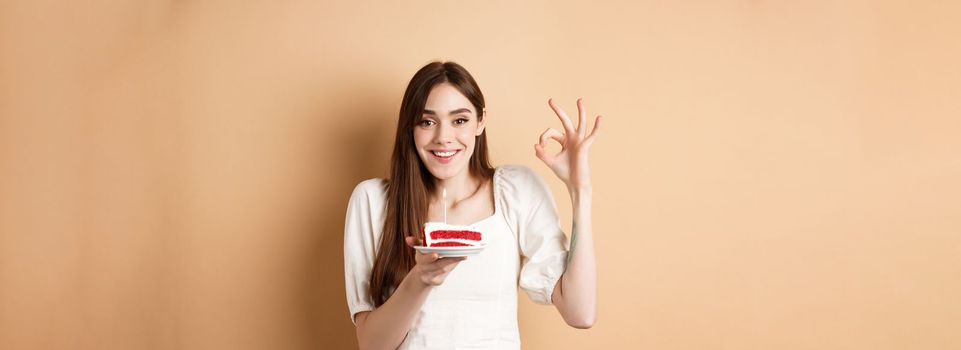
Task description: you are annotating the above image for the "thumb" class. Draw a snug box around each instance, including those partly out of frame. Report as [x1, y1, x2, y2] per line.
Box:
[534, 143, 550, 163]
[405, 236, 416, 248]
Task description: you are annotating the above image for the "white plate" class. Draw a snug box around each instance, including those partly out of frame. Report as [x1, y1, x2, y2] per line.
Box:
[414, 244, 487, 257]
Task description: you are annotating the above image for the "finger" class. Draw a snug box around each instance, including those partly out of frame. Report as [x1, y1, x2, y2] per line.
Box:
[417, 252, 439, 264]
[405, 236, 416, 248]
[577, 98, 587, 138]
[415, 251, 438, 265]
[439, 258, 466, 272]
[548, 98, 576, 134]
[534, 143, 553, 164]
[441, 262, 460, 273]
[422, 258, 461, 274]
[538, 128, 565, 149]
[584, 115, 603, 146]
[435, 255, 463, 263]
[536, 128, 565, 163]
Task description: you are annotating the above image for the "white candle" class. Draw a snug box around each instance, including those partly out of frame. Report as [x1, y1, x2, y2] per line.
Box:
[443, 187, 447, 224]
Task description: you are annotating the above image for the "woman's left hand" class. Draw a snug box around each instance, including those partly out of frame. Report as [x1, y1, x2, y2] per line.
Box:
[535, 98, 602, 191]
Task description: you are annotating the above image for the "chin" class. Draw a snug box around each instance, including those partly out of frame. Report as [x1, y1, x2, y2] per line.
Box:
[421, 152, 472, 180]
[426, 167, 456, 180]
[425, 163, 469, 180]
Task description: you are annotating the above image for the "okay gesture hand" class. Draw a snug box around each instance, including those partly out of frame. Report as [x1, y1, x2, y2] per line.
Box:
[534, 98, 602, 192]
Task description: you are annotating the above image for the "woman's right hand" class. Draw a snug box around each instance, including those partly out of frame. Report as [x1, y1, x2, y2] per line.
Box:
[353, 238, 466, 350]
[405, 236, 465, 286]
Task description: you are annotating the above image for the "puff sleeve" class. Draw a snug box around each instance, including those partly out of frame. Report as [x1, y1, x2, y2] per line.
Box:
[497, 165, 569, 305]
[343, 179, 387, 324]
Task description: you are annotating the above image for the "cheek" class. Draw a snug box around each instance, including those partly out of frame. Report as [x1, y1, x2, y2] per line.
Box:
[412, 130, 430, 148]
[459, 132, 479, 157]
[457, 129, 477, 146]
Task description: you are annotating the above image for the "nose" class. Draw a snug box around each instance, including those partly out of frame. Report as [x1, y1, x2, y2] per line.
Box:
[433, 121, 455, 144]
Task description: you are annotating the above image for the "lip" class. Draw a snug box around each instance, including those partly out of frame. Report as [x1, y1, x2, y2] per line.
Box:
[428, 149, 461, 164]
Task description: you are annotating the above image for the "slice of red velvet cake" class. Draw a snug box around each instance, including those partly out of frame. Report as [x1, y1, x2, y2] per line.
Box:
[421, 222, 484, 247]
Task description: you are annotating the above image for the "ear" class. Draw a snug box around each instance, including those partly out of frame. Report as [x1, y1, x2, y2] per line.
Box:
[476, 108, 487, 136]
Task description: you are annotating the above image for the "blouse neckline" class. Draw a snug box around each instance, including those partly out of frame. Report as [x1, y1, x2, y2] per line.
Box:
[447, 166, 502, 227]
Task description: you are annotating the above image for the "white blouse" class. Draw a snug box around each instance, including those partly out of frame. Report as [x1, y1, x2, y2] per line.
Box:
[343, 165, 569, 349]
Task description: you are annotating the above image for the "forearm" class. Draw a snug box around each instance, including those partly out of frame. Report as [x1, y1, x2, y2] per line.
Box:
[356, 269, 432, 349]
[552, 187, 598, 328]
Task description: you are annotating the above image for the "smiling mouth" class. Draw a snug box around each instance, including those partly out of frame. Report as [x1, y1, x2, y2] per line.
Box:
[431, 150, 459, 158]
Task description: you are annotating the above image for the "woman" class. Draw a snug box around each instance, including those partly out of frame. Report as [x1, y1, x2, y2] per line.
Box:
[344, 61, 601, 349]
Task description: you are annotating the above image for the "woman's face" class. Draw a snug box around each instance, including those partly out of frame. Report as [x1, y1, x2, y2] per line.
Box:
[413, 82, 485, 181]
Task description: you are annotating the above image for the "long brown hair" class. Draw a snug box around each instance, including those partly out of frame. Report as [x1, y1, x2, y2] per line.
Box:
[368, 61, 495, 307]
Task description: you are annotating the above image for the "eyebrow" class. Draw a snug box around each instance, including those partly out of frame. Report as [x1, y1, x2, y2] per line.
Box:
[422, 108, 473, 115]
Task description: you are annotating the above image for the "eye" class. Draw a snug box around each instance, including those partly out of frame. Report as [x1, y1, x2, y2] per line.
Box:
[418, 119, 435, 127]
[454, 118, 469, 125]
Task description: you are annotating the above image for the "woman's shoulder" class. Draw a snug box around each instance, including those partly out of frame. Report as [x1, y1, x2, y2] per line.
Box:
[349, 178, 388, 203]
[495, 164, 547, 188]
[494, 165, 557, 223]
[495, 164, 554, 209]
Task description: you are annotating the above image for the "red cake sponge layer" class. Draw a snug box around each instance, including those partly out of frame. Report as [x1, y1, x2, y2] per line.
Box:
[429, 230, 481, 241]
[430, 241, 473, 247]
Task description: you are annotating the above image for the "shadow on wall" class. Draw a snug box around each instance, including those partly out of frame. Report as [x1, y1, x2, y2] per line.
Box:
[291, 79, 397, 348]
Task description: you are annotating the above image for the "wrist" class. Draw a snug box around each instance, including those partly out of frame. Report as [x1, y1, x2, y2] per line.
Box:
[568, 186, 593, 199]
[405, 265, 433, 291]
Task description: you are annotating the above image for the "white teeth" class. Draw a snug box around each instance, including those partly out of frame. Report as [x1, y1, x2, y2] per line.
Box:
[432, 150, 457, 157]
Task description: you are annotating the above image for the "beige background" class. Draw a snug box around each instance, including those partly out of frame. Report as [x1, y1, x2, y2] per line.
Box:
[2, 0, 960, 349]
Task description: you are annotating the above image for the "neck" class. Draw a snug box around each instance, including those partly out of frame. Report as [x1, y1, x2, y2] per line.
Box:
[432, 169, 478, 203]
